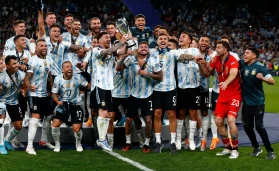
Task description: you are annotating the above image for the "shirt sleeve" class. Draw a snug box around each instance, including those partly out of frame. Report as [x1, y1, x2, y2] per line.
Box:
[79, 75, 88, 88]
[51, 77, 59, 93]
[260, 66, 272, 78]
[230, 57, 239, 69]
[26, 58, 36, 73]
[209, 56, 218, 69]
[123, 56, 132, 68]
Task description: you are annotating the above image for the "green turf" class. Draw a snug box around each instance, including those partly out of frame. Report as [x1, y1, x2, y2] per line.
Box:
[0, 144, 278, 171]
[210, 76, 279, 113]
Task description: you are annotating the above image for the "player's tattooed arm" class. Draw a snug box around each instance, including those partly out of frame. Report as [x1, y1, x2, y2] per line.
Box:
[52, 93, 63, 106]
[178, 54, 195, 62]
[116, 54, 128, 71]
[146, 70, 163, 81]
[38, 9, 45, 39]
[23, 72, 33, 90]
[100, 42, 124, 56]
[47, 72, 53, 90]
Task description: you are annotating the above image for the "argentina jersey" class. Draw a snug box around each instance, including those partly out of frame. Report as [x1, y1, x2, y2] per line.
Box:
[61, 32, 91, 73]
[150, 48, 178, 92]
[52, 74, 88, 105]
[27, 55, 53, 97]
[87, 50, 97, 91]
[0, 70, 25, 105]
[177, 48, 201, 89]
[200, 52, 213, 92]
[45, 37, 71, 76]
[92, 47, 115, 90]
[4, 36, 30, 56]
[4, 49, 31, 61]
[112, 59, 132, 98]
[124, 55, 161, 98]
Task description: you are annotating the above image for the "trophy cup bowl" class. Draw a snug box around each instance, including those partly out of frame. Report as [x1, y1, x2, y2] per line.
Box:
[115, 18, 136, 48]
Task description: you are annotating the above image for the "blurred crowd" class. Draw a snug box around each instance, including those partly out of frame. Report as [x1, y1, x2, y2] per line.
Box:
[1, 0, 278, 69]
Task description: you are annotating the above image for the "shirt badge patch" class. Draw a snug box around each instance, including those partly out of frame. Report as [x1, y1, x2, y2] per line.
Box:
[245, 69, 249, 76]
[101, 101, 105, 106]
[251, 69, 256, 75]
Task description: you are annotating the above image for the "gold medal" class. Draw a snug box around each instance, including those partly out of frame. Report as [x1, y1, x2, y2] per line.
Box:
[99, 60, 103, 65]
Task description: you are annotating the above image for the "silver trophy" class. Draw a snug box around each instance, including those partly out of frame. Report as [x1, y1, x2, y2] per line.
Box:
[115, 18, 136, 48]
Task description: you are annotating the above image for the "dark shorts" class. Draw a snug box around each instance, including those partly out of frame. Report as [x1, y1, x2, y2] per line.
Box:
[29, 96, 52, 116]
[177, 87, 200, 110]
[112, 97, 129, 113]
[96, 87, 113, 112]
[54, 104, 83, 124]
[152, 89, 176, 110]
[90, 88, 98, 111]
[126, 96, 153, 118]
[6, 104, 23, 122]
[199, 91, 210, 112]
[210, 91, 219, 111]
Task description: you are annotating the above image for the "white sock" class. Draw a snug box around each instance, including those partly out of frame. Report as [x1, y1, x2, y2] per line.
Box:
[189, 120, 197, 140]
[74, 130, 83, 144]
[144, 138, 150, 146]
[28, 118, 39, 148]
[155, 133, 161, 143]
[176, 119, 183, 141]
[41, 115, 52, 142]
[6, 127, 19, 142]
[211, 114, 218, 138]
[202, 116, 209, 140]
[185, 116, 190, 139]
[126, 134, 131, 144]
[107, 133, 114, 142]
[197, 128, 202, 139]
[170, 132, 176, 144]
[51, 127, 60, 147]
[0, 126, 4, 145]
[97, 117, 110, 141]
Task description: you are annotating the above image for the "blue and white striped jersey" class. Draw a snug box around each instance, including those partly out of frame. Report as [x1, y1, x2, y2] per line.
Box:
[52, 73, 88, 105]
[4, 49, 31, 61]
[124, 55, 161, 99]
[210, 51, 239, 93]
[112, 59, 132, 98]
[0, 70, 25, 105]
[150, 48, 178, 92]
[177, 48, 201, 89]
[27, 55, 53, 97]
[91, 47, 115, 90]
[200, 52, 213, 93]
[45, 37, 71, 76]
[61, 32, 91, 74]
[3, 36, 30, 56]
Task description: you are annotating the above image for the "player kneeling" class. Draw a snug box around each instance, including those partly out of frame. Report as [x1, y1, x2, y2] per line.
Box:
[51, 61, 90, 152]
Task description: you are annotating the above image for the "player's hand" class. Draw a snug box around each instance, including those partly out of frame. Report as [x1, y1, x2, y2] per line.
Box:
[57, 101, 63, 106]
[20, 64, 27, 71]
[138, 70, 148, 76]
[196, 56, 206, 64]
[20, 89, 26, 97]
[31, 85, 37, 92]
[120, 34, 129, 43]
[218, 82, 228, 90]
[256, 73, 264, 80]
[77, 48, 86, 58]
[76, 62, 83, 69]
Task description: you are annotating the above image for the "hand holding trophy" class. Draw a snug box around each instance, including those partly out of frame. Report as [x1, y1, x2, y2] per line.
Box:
[115, 18, 136, 48]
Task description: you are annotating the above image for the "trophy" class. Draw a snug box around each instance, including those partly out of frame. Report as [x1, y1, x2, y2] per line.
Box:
[115, 18, 136, 48]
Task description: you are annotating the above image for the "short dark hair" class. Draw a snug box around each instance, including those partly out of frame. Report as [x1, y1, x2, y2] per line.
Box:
[36, 38, 46, 45]
[217, 40, 230, 52]
[62, 61, 72, 68]
[13, 20, 25, 27]
[13, 34, 25, 43]
[154, 25, 162, 30]
[158, 33, 169, 39]
[139, 41, 149, 46]
[199, 34, 210, 41]
[135, 14, 145, 20]
[72, 19, 80, 24]
[97, 32, 108, 41]
[106, 21, 116, 27]
[50, 23, 60, 31]
[46, 12, 55, 17]
[248, 47, 259, 58]
[220, 35, 231, 45]
[159, 26, 169, 34]
[5, 55, 18, 65]
[192, 37, 199, 44]
[180, 31, 192, 42]
[64, 14, 73, 19]
[169, 39, 178, 48]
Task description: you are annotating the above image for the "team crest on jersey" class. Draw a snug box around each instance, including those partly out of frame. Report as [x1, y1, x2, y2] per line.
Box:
[53, 83, 57, 88]
[146, 33, 149, 37]
[101, 101, 105, 106]
[245, 69, 249, 76]
[225, 67, 229, 74]
[66, 83, 70, 88]
[44, 61, 47, 66]
[251, 69, 256, 75]
[33, 106, 37, 110]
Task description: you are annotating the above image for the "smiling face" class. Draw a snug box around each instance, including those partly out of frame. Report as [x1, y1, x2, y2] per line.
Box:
[62, 62, 73, 78]
[106, 24, 116, 38]
[90, 19, 101, 34]
[36, 41, 47, 57]
[14, 23, 26, 35]
[138, 43, 149, 56]
[157, 35, 169, 49]
[135, 17, 146, 31]
[71, 21, 81, 34]
[46, 14, 56, 27]
[179, 33, 191, 47]
[50, 26, 61, 42]
[198, 36, 210, 52]
[6, 58, 19, 73]
[215, 43, 226, 57]
[243, 50, 257, 64]
[99, 34, 111, 49]
[64, 16, 73, 29]
[15, 36, 27, 49]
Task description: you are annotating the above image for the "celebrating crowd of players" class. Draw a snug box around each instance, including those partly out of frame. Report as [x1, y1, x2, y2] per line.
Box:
[0, 4, 276, 160]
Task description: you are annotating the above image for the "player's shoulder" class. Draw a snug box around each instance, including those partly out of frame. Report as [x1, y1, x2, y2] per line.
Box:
[229, 51, 239, 61]
[17, 70, 26, 78]
[255, 61, 264, 67]
[144, 26, 152, 32]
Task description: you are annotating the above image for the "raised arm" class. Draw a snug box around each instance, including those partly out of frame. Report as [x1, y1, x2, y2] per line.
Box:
[38, 10, 46, 39]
